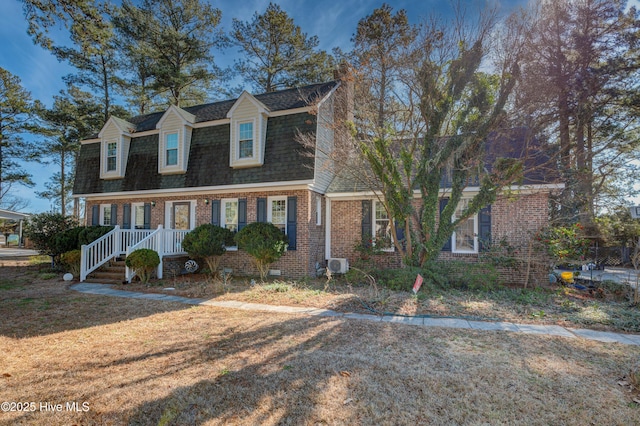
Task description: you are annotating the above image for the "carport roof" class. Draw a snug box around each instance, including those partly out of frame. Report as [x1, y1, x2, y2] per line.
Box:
[0, 209, 30, 221]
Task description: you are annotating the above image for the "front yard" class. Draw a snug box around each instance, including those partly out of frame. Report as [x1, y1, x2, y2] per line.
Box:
[2, 259, 640, 424]
[112, 265, 640, 334]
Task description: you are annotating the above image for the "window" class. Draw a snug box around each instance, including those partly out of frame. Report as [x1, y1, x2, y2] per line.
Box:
[133, 203, 145, 229]
[238, 122, 253, 159]
[106, 142, 117, 171]
[101, 204, 112, 226]
[373, 201, 393, 251]
[316, 196, 322, 226]
[452, 199, 478, 253]
[165, 132, 178, 166]
[268, 197, 287, 233]
[221, 199, 238, 233]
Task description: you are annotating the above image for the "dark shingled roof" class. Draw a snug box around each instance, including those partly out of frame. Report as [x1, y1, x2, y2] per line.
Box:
[326, 127, 561, 194]
[74, 81, 338, 195]
[123, 81, 338, 133]
[74, 113, 316, 195]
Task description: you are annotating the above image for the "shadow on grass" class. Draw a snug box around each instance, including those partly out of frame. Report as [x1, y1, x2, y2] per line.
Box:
[0, 264, 194, 339]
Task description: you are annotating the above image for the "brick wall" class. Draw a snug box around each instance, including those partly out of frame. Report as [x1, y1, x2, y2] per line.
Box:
[329, 191, 552, 286]
[86, 189, 325, 279]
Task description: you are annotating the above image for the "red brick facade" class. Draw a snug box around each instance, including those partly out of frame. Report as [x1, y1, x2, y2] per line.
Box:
[328, 191, 552, 286]
[86, 188, 326, 279]
[87, 189, 552, 284]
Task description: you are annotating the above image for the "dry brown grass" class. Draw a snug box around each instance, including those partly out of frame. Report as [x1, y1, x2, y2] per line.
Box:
[116, 271, 640, 333]
[2, 262, 640, 425]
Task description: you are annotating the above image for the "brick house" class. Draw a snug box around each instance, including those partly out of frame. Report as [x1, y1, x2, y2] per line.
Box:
[73, 81, 561, 283]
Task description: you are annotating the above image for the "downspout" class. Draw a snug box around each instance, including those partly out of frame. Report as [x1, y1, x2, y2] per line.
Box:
[325, 198, 332, 260]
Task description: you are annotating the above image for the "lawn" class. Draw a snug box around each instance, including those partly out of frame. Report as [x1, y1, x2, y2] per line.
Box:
[115, 265, 640, 333]
[1, 260, 640, 425]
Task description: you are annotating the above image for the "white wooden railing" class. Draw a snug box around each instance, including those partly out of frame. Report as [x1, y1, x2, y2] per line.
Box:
[163, 229, 189, 255]
[120, 229, 154, 253]
[80, 226, 121, 282]
[125, 225, 163, 283]
[80, 226, 186, 283]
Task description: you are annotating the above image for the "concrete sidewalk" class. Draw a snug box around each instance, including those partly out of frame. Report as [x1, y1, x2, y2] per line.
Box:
[70, 283, 640, 347]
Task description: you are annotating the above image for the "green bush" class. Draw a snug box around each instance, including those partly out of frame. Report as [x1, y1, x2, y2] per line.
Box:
[50, 227, 85, 257]
[235, 222, 288, 281]
[24, 213, 79, 260]
[60, 249, 81, 278]
[373, 266, 428, 292]
[181, 224, 234, 275]
[125, 249, 160, 284]
[78, 226, 114, 247]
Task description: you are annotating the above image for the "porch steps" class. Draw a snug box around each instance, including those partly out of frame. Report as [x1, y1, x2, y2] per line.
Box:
[87, 258, 126, 285]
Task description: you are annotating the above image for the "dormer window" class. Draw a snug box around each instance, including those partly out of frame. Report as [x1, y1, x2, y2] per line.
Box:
[98, 116, 133, 180]
[165, 132, 179, 166]
[227, 91, 268, 169]
[156, 105, 194, 174]
[106, 141, 117, 171]
[238, 122, 254, 159]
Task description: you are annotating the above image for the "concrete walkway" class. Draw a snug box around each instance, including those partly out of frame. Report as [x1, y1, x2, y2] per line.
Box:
[0, 248, 40, 258]
[70, 283, 640, 347]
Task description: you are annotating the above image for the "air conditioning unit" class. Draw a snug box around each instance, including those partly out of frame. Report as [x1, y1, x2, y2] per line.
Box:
[327, 258, 349, 274]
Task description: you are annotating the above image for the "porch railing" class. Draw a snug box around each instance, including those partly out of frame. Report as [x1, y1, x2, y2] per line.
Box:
[80, 226, 179, 282]
[80, 226, 121, 282]
[125, 225, 163, 283]
[163, 229, 189, 255]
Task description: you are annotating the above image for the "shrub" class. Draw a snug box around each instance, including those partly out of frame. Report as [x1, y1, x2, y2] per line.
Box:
[50, 227, 85, 257]
[78, 226, 114, 247]
[125, 249, 160, 284]
[536, 223, 590, 266]
[181, 224, 234, 275]
[373, 266, 427, 292]
[234, 222, 288, 281]
[24, 213, 79, 265]
[60, 249, 81, 278]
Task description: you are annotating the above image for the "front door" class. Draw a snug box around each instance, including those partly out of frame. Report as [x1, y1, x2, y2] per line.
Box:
[172, 202, 191, 230]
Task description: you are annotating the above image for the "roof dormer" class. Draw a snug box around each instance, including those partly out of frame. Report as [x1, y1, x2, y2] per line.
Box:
[227, 91, 269, 169]
[98, 116, 135, 180]
[156, 105, 195, 175]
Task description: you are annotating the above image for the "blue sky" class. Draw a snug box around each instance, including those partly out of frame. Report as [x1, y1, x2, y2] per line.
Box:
[0, 0, 636, 213]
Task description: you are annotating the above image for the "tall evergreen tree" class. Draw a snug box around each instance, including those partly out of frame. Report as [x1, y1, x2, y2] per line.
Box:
[21, 0, 120, 122]
[0, 68, 39, 203]
[231, 2, 335, 93]
[36, 86, 102, 215]
[352, 3, 418, 132]
[517, 0, 640, 224]
[113, 0, 227, 108]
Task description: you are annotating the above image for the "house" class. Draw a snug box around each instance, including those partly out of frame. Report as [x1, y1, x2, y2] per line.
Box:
[73, 80, 561, 284]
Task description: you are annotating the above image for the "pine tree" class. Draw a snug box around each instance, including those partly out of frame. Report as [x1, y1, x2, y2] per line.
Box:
[231, 2, 335, 93]
[36, 86, 102, 215]
[0, 67, 39, 203]
[112, 0, 227, 108]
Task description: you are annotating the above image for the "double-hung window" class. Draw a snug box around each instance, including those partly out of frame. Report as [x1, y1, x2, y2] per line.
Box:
[238, 122, 253, 159]
[101, 204, 112, 226]
[106, 142, 117, 172]
[373, 201, 393, 251]
[221, 199, 239, 233]
[165, 132, 178, 166]
[452, 198, 478, 253]
[132, 203, 146, 229]
[268, 197, 287, 234]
